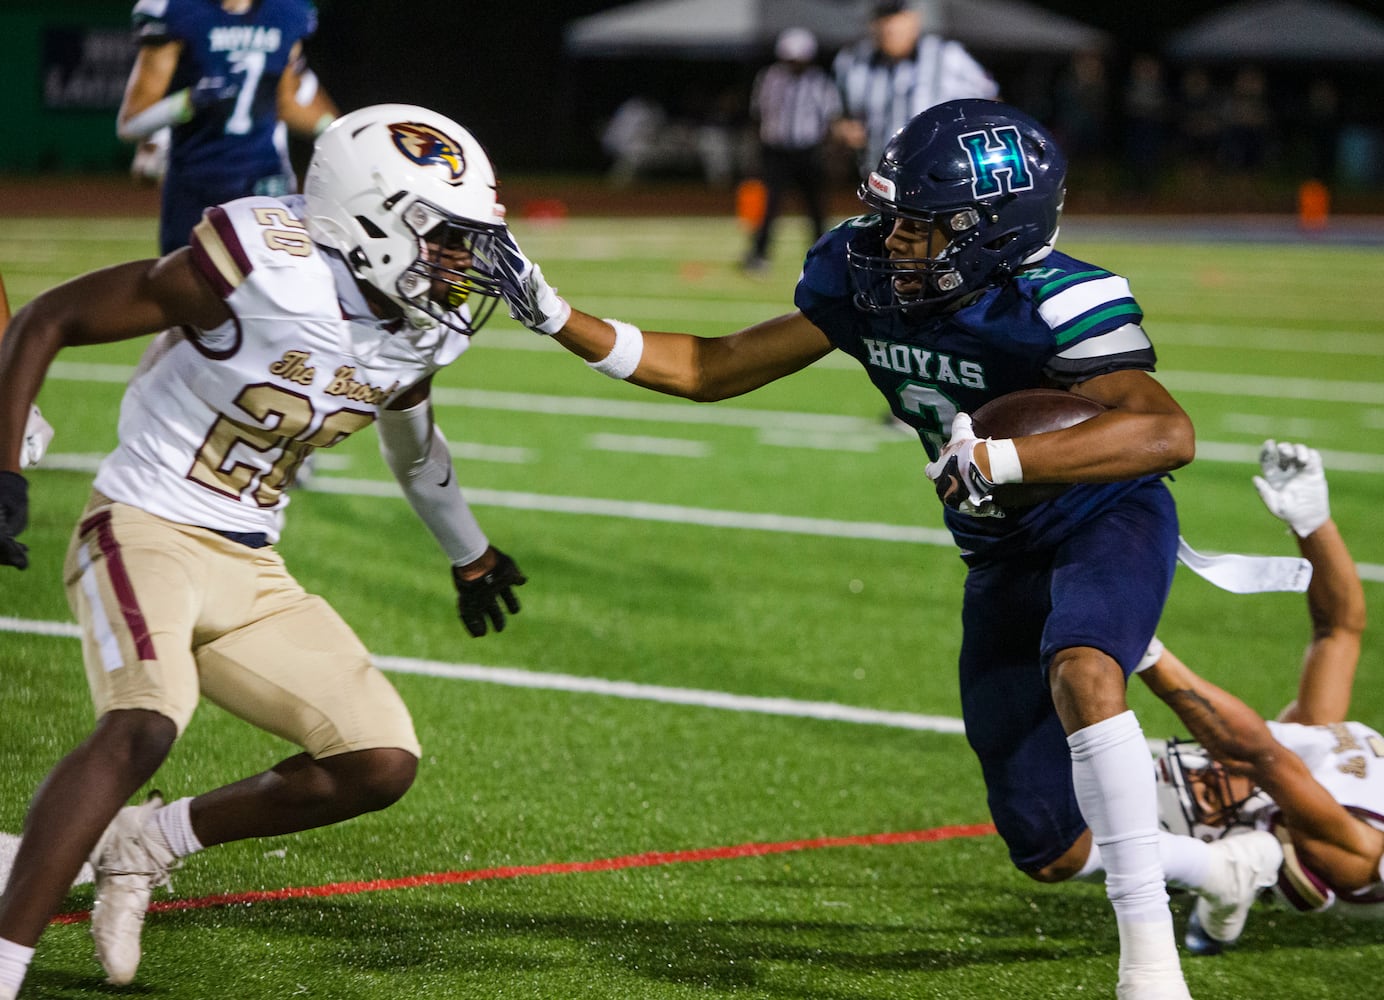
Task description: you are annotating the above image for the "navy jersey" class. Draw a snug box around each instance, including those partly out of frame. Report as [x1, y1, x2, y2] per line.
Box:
[132, 0, 317, 180]
[796, 218, 1163, 561]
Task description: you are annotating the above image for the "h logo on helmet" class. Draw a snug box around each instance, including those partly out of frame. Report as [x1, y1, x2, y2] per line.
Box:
[388, 122, 467, 185]
[957, 126, 1033, 200]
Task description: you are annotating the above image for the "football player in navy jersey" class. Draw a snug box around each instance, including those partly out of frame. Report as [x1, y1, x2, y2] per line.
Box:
[116, 0, 338, 254]
[495, 99, 1199, 1000]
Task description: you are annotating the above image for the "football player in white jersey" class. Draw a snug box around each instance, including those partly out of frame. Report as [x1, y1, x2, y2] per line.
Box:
[0, 104, 528, 997]
[1080, 442, 1384, 953]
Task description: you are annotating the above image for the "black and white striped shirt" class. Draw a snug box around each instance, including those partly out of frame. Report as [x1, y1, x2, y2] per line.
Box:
[751, 62, 842, 151]
[833, 33, 998, 171]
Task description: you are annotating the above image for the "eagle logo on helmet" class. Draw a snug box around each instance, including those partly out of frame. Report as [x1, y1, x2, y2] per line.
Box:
[388, 122, 467, 185]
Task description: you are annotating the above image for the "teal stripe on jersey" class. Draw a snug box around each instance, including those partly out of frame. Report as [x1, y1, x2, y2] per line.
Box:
[1031, 269, 1112, 304]
[1053, 303, 1143, 346]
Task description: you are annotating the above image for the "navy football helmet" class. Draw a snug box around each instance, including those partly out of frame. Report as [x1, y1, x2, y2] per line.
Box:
[848, 99, 1067, 315]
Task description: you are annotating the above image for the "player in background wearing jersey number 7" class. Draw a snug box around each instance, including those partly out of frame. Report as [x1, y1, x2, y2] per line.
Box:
[116, 0, 339, 255]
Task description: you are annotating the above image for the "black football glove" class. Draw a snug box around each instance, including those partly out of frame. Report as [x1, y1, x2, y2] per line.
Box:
[452, 548, 527, 636]
[0, 471, 30, 570]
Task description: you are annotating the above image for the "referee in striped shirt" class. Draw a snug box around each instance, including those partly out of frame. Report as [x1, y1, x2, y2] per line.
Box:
[832, 1, 998, 177]
[743, 27, 842, 273]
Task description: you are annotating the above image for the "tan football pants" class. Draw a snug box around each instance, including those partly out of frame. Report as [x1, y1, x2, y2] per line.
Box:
[63, 493, 420, 758]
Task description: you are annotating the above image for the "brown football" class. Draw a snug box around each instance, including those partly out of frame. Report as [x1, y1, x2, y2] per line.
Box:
[970, 389, 1108, 507]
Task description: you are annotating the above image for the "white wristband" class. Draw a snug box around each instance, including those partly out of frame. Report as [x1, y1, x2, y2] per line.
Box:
[587, 319, 644, 379]
[984, 437, 1023, 485]
[1134, 636, 1164, 673]
[117, 89, 193, 142]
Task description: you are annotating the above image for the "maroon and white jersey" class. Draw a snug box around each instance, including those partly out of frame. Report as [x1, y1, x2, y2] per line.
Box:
[93, 194, 468, 541]
[1259, 720, 1384, 919]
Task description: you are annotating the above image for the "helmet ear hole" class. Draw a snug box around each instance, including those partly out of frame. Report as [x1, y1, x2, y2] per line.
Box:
[355, 215, 386, 239]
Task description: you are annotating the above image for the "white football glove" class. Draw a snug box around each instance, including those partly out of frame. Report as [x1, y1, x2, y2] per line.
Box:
[924, 413, 1003, 518]
[1252, 439, 1329, 538]
[488, 228, 571, 335]
[19, 405, 54, 469]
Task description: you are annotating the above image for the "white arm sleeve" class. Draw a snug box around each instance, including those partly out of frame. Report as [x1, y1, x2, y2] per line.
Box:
[377, 399, 489, 566]
[117, 89, 192, 142]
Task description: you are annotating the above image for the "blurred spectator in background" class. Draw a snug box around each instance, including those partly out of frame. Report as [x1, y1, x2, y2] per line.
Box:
[1174, 66, 1221, 178]
[601, 95, 669, 187]
[1303, 78, 1340, 181]
[600, 90, 745, 189]
[1051, 49, 1110, 161]
[697, 85, 748, 191]
[1218, 66, 1273, 174]
[742, 27, 842, 274]
[832, 0, 997, 177]
[1121, 53, 1169, 196]
[116, 0, 337, 254]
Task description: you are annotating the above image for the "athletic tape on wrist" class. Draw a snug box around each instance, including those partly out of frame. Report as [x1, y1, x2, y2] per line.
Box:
[117, 89, 193, 142]
[587, 319, 644, 379]
[534, 294, 572, 335]
[984, 437, 1022, 485]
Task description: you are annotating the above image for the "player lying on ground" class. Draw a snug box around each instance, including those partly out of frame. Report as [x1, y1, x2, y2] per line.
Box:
[1133, 442, 1383, 950]
[0, 104, 528, 999]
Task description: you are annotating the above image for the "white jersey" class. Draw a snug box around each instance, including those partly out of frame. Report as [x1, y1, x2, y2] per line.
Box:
[1256, 720, 1384, 918]
[94, 194, 469, 542]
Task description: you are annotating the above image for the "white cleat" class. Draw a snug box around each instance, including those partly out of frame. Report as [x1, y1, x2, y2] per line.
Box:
[89, 796, 179, 985]
[1188, 830, 1283, 953]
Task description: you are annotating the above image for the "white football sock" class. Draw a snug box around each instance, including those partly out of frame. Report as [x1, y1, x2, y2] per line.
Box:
[1068, 711, 1181, 976]
[1072, 831, 1211, 891]
[1156, 830, 1211, 891]
[153, 797, 204, 859]
[0, 937, 34, 998]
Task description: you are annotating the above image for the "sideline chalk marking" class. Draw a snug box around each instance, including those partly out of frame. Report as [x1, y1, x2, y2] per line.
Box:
[52, 822, 996, 925]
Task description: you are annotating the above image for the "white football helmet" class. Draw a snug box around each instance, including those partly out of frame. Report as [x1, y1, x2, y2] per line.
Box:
[303, 103, 505, 333]
[1155, 738, 1264, 842]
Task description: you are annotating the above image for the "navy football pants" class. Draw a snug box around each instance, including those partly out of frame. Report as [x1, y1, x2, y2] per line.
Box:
[958, 480, 1179, 872]
[160, 167, 294, 255]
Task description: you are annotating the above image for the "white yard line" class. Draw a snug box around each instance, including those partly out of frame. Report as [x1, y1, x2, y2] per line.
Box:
[48, 357, 1384, 417]
[0, 615, 964, 735]
[25, 457, 1384, 581]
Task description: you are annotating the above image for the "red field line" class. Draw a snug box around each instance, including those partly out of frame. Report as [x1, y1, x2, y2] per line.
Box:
[53, 822, 996, 925]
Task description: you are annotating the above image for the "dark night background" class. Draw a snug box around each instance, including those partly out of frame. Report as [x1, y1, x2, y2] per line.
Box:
[12, 1, 1384, 206]
[305, 0, 1384, 187]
